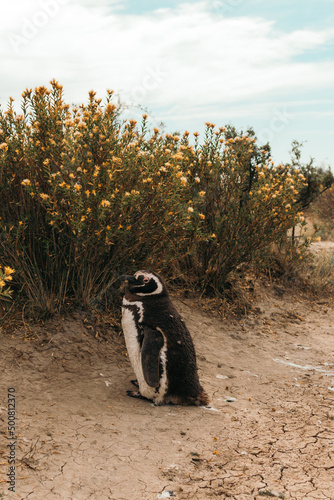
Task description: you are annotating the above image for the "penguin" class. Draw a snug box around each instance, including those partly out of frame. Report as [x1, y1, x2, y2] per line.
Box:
[121, 270, 209, 406]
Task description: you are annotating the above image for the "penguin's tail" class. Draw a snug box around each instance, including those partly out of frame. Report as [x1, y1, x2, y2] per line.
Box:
[162, 389, 209, 406]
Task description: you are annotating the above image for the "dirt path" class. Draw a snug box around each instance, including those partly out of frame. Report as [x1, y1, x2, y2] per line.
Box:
[1, 287, 334, 500]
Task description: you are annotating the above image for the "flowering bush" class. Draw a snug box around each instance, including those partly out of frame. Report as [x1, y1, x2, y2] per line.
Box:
[0, 82, 196, 312]
[172, 124, 309, 292]
[0, 81, 313, 312]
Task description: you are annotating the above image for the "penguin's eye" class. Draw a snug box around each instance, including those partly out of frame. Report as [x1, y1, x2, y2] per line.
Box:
[143, 276, 150, 283]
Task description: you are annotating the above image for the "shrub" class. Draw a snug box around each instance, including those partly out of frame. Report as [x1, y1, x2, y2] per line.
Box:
[0, 81, 314, 313]
[289, 140, 334, 210]
[176, 125, 308, 293]
[0, 82, 196, 313]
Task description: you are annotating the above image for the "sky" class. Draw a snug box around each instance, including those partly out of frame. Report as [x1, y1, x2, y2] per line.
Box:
[1, 0, 334, 167]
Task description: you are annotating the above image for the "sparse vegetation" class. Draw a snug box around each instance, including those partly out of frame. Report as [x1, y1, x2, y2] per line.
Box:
[289, 140, 333, 210]
[0, 81, 332, 316]
[306, 185, 334, 241]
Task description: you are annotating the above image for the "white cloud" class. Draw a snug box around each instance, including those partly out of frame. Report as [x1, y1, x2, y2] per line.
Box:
[1, 0, 334, 125]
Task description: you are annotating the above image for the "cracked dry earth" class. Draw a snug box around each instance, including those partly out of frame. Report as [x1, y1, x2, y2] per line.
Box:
[0, 286, 334, 500]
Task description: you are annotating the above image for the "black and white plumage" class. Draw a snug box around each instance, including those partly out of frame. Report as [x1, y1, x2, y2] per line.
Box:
[121, 270, 209, 406]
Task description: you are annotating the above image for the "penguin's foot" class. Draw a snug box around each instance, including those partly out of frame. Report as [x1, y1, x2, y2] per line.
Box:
[130, 379, 139, 388]
[127, 390, 149, 401]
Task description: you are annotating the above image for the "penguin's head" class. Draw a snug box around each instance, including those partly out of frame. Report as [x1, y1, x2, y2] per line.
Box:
[121, 270, 167, 297]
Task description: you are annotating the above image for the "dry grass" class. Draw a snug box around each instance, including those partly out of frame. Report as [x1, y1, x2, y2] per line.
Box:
[305, 185, 334, 241]
[302, 250, 334, 293]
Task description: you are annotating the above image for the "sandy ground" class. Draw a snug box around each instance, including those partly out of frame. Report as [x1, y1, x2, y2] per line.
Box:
[0, 284, 334, 500]
[310, 241, 334, 254]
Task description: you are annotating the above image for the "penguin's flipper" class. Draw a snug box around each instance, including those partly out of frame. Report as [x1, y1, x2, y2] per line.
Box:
[141, 327, 164, 388]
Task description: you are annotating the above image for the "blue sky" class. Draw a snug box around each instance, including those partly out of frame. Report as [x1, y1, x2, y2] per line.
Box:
[1, 0, 334, 167]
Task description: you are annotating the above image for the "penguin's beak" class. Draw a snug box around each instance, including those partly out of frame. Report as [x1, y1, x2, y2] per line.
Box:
[120, 275, 137, 284]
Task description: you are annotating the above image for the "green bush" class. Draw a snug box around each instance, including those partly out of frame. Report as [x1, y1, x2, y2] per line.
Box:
[0, 81, 312, 314]
[176, 125, 309, 292]
[289, 140, 333, 210]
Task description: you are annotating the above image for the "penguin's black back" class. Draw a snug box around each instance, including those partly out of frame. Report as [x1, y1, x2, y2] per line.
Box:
[140, 295, 205, 403]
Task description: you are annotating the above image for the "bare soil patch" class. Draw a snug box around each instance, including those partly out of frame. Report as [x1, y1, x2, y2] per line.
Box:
[1, 286, 334, 500]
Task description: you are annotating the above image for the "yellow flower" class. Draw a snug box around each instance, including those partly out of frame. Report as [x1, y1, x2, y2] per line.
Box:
[199, 213, 205, 219]
[106, 103, 117, 114]
[187, 207, 194, 213]
[69, 173, 75, 179]
[101, 199, 111, 208]
[21, 179, 31, 186]
[180, 177, 187, 185]
[199, 191, 206, 197]
[211, 233, 216, 238]
[0, 143, 8, 151]
[74, 183, 82, 191]
[4, 267, 14, 275]
[65, 119, 75, 127]
[40, 193, 49, 201]
[0, 279, 5, 287]
[173, 153, 183, 161]
[195, 177, 200, 183]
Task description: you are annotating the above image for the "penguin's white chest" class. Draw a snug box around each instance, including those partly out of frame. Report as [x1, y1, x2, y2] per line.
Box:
[121, 298, 167, 403]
